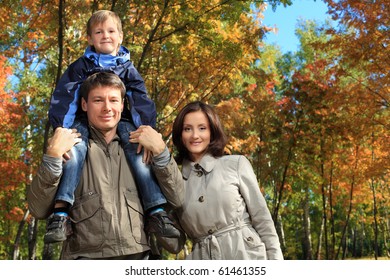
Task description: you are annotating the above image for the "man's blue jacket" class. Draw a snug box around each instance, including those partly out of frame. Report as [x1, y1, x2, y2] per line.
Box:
[48, 46, 156, 129]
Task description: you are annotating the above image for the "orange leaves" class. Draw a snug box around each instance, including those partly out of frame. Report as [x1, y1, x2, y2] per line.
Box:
[4, 207, 25, 222]
[246, 83, 257, 92]
[0, 55, 29, 226]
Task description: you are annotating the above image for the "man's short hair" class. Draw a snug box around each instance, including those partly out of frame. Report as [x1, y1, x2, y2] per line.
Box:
[80, 72, 126, 101]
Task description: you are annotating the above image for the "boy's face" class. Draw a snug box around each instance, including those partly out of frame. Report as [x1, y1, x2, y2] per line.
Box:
[87, 17, 123, 56]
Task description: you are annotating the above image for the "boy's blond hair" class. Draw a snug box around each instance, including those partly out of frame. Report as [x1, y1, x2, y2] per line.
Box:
[86, 10, 122, 36]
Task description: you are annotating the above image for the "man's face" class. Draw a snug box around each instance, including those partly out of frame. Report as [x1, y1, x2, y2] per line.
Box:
[81, 86, 123, 133]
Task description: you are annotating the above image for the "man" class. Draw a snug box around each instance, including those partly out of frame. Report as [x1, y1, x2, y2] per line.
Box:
[27, 72, 183, 259]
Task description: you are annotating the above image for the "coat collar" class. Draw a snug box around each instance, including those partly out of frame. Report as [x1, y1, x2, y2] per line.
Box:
[182, 154, 218, 180]
[88, 125, 120, 150]
[84, 45, 130, 67]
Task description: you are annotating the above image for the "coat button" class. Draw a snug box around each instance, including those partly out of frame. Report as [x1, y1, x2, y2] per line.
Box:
[196, 171, 203, 177]
[247, 237, 253, 242]
[198, 196, 204, 202]
[208, 229, 214, 234]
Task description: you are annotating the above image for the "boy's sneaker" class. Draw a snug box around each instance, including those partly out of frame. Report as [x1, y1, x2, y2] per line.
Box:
[43, 214, 73, 244]
[146, 210, 181, 238]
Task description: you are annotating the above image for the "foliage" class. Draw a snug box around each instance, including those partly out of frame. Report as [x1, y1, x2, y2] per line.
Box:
[0, 0, 388, 260]
[0, 56, 29, 259]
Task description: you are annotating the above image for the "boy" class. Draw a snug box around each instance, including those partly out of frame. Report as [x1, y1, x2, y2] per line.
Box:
[45, 10, 179, 243]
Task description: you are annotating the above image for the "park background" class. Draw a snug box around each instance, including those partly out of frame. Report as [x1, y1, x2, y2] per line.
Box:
[0, 0, 388, 260]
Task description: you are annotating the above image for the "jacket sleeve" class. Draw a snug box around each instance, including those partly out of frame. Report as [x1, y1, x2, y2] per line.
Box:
[237, 156, 284, 260]
[152, 156, 185, 209]
[123, 62, 157, 128]
[48, 59, 87, 129]
[27, 162, 61, 219]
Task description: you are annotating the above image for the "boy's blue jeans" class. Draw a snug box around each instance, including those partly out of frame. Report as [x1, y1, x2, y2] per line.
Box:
[54, 118, 167, 211]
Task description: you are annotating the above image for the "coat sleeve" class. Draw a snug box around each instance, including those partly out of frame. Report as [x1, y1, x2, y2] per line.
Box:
[48, 59, 87, 129]
[152, 156, 185, 209]
[237, 156, 284, 260]
[27, 163, 61, 219]
[123, 62, 157, 128]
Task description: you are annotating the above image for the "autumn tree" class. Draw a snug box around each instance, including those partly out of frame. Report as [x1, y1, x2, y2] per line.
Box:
[0, 56, 29, 259]
[0, 0, 293, 259]
[0, 0, 388, 260]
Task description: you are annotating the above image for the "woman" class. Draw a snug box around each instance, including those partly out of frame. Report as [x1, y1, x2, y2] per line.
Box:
[130, 101, 283, 260]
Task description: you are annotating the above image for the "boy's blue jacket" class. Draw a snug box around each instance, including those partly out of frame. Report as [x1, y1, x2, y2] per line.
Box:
[48, 46, 156, 129]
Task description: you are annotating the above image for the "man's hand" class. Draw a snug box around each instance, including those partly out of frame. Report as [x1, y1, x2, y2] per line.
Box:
[129, 125, 166, 157]
[46, 127, 82, 160]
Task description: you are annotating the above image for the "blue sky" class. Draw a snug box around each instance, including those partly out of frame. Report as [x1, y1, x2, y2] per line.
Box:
[262, 0, 332, 53]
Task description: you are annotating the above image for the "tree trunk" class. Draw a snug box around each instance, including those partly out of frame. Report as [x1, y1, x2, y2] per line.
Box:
[328, 160, 336, 259]
[316, 215, 324, 259]
[371, 178, 379, 259]
[370, 134, 379, 259]
[39, 0, 65, 260]
[28, 216, 38, 260]
[336, 145, 359, 259]
[12, 209, 30, 259]
[319, 136, 328, 259]
[278, 215, 287, 255]
[272, 144, 293, 225]
[302, 188, 313, 259]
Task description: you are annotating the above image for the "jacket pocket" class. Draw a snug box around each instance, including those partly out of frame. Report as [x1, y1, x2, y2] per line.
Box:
[68, 192, 103, 252]
[124, 190, 146, 244]
[240, 226, 267, 260]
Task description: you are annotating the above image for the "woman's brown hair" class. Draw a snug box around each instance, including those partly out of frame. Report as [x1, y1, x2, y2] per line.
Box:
[172, 101, 227, 163]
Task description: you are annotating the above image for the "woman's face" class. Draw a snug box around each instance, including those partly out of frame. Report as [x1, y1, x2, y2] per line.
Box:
[181, 110, 211, 162]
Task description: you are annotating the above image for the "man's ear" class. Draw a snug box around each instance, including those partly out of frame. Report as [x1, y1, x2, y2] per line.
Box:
[81, 97, 87, 112]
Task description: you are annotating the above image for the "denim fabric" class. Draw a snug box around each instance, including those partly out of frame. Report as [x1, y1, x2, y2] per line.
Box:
[55, 119, 89, 205]
[55, 118, 167, 211]
[117, 120, 167, 210]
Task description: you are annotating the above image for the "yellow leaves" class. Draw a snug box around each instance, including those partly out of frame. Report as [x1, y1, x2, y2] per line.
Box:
[226, 135, 261, 156]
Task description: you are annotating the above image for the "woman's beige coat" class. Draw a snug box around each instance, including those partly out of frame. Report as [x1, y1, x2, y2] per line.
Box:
[154, 153, 283, 260]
